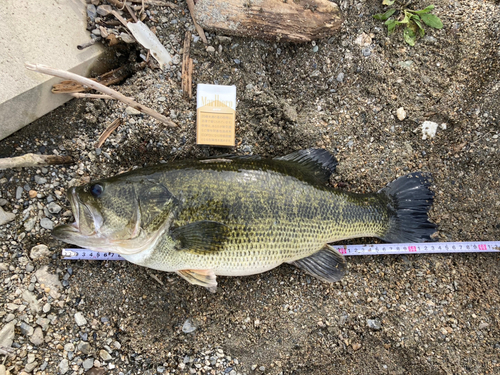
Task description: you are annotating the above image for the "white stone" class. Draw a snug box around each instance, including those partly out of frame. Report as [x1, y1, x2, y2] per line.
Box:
[74, 312, 87, 326]
[421, 121, 439, 140]
[0, 206, 15, 226]
[30, 244, 51, 260]
[0, 322, 15, 349]
[100, 349, 112, 361]
[396, 107, 406, 121]
[59, 359, 69, 374]
[125, 106, 141, 115]
[30, 327, 44, 346]
[22, 289, 41, 314]
[35, 266, 62, 299]
[354, 32, 372, 47]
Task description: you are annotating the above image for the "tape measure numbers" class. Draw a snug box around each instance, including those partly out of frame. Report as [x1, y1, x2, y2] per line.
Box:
[62, 241, 499, 260]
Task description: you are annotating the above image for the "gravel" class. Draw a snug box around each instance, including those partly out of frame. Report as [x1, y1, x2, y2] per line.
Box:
[0, 0, 499, 374]
[74, 312, 87, 326]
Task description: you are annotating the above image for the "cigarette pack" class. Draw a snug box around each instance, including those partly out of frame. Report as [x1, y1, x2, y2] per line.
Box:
[196, 84, 236, 146]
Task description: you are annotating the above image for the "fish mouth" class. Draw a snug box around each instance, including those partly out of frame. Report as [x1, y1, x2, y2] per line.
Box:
[52, 187, 99, 240]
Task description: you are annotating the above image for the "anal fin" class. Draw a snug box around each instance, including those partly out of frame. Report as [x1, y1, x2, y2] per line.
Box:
[176, 269, 218, 293]
[289, 245, 347, 283]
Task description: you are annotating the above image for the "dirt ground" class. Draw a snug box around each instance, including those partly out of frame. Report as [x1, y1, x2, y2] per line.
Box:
[1, 0, 500, 374]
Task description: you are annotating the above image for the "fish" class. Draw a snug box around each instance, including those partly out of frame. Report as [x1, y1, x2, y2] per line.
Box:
[53, 149, 436, 292]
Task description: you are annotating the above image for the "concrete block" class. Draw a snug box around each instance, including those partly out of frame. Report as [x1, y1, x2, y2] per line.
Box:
[0, 0, 107, 141]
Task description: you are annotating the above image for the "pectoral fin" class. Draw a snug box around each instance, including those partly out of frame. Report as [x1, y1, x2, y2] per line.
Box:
[171, 221, 229, 254]
[176, 269, 217, 293]
[289, 245, 347, 283]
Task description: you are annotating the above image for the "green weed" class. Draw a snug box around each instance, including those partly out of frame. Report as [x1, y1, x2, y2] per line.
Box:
[373, 3, 443, 46]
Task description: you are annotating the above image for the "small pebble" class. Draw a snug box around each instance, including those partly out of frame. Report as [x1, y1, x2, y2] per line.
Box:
[28, 190, 37, 199]
[396, 107, 406, 121]
[83, 358, 94, 370]
[30, 244, 51, 260]
[20, 322, 34, 336]
[125, 106, 141, 115]
[30, 327, 44, 346]
[43, 303, 51, 313]
[367, 318, 382, 331]
[16, 186, 23, 199]
[75, 312, 88, 326]
[59, 359, 69, 374]
[40, 218, 54, 230]
[362, 47, 372, 57]
[100, 349, 112, 361]
[47, 202, 62, 214]
[352, 343, 362, 351]
[34, 176, 47, 185]
[182, 319, 197, 333]
[97, 4, 113, 16]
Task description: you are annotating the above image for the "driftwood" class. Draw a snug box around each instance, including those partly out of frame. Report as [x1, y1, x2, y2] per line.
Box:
[0, 154, 73, 170]
[52, 66, 132, 94]
[26, 63, 177, 128]
[193, 0, 342, 43]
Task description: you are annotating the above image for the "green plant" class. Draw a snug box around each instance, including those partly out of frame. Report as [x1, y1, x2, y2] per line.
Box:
[373, 3, 443, 46]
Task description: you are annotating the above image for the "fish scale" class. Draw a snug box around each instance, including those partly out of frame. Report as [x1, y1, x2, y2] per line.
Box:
[122, 163, 395, 274]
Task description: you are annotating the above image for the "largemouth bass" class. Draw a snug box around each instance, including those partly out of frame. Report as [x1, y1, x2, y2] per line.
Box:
[53, 149, 436, 291]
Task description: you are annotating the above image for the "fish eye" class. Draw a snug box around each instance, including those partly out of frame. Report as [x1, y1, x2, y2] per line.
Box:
[90, 184, 103, 198]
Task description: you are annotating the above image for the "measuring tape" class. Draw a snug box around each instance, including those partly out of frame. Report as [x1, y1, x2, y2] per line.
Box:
[62, 241, 499, 260]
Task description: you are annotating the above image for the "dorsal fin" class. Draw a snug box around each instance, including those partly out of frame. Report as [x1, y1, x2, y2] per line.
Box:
[273, 148, 337, 185]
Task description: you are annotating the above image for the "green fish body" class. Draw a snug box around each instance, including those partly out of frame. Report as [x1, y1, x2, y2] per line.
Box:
[53, 149, 436, 291]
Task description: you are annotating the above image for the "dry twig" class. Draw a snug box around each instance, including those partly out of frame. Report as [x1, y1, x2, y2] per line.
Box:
[186, 0, 208, 44]
[0, 154, 73, 170]
[125, 2, 139, 22]
[69, 93, 116, 100]
[181, 31, 193, 99]
[26, 63, 177, 127]
[96, 119, 123, 148]
[130, 0, 178, 7]
[77, 38, 100, 50]
[107, 0, 126, 9]
[110, 0, 177, 8]
[52, 65, 132, 94]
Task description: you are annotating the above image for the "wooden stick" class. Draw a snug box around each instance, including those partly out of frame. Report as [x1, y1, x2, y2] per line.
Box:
[111, 10, 129, 27]
[0, 154, 73, 170]
[186, 0, 208, 44]
[96, 118, 123, 148]
[69, 93, 116, 100]
[109, 0, 176, 9]
[107, 0, 126, 10]
[125, 2, 139, 23]
[26, 63, 177, 128]
[181, 31, 193, 99]
[188, 58, 193, 99]
[130, 0, 178, 7]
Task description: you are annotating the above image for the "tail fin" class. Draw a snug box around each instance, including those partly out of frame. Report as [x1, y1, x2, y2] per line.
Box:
[379, 172, 437, 243]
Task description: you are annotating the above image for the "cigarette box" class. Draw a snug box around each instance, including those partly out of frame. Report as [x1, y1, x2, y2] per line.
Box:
[196, 84, 236, 146]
